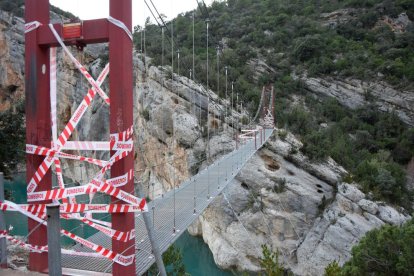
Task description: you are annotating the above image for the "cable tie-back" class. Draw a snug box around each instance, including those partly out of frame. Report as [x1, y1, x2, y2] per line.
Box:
[107, 16, 133, 41]
[24, 21, 42, 34]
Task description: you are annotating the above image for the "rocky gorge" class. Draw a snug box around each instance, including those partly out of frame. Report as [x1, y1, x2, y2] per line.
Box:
[0, 9, 413, 276]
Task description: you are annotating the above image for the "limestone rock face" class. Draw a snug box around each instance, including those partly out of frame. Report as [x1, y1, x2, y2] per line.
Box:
[377, 205, 408, 226]
[338, 183, 365, 203]
[208, 133, 235, 159]
[173, 112, 199, 148]
[0, 12, 25, 111]
[358, 199, 379, 215]
[191, 130, 411, 275]
[297, 75, 414, 126]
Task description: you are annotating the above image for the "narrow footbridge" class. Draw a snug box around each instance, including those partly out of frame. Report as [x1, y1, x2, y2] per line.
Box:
[62, 129, 274, 275]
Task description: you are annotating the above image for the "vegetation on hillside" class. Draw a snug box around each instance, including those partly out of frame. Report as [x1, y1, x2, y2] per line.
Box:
[324, 218, 414, 275]
[277, 95, 414, 209]
[0, 102, 25, 179]
[0, 0, 76, 19]
[137, 0, 414, 113]
[137, 0, 414, 209]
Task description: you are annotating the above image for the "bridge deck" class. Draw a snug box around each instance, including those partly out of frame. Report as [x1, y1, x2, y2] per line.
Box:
[62, 129, 273, 275]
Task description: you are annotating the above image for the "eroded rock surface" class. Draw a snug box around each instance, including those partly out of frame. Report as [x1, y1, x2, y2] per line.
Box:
[190, 131, 411, 275]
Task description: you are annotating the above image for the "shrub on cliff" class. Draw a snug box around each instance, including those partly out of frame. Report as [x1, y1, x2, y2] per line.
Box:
[342, 219, 414, 275]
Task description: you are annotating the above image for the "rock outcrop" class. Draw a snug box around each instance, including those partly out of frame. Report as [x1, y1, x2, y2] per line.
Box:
[296, 75, 414, 126]
[189, 130, 411, 275]
[0, 11, 24, 111]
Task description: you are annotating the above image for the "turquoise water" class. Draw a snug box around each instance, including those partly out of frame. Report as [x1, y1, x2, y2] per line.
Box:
[175, 231, 235, 276]
[3, 173, 234, 275]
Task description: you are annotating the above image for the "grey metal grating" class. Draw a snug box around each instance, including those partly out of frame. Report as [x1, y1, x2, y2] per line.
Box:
[61, 129, 274, 275]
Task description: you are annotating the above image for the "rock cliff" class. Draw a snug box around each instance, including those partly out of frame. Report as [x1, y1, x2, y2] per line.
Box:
[296, 75, 414, 126]
[189, 131, 411, 275]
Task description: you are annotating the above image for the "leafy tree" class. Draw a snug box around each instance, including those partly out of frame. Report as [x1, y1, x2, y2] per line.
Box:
[0, 103, 25, 180]
[324, 260, 342, 276]
[342, 219, 414, 275]
[148, 245, 189, 276]
[259, 244, 284, 276]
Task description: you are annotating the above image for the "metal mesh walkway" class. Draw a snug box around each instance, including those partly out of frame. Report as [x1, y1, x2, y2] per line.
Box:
[62, 129, 274, 275]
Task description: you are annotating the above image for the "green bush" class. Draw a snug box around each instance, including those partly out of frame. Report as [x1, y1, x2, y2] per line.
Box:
[259, 244, 284, 276]
[141, 108, 150, 121]
[324, 260, 342, 276]
[342, 219, 414, 276]
[0, 102, 25, 179]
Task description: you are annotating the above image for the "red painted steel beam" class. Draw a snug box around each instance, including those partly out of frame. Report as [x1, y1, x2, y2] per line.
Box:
[38, 19, 109, 47]
[25, 0, 51, 273]
[109, 1, 135, 275]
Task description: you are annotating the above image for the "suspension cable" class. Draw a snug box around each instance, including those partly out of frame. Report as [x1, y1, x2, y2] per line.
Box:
[192, 11, 195, 82]
[142, 1, 227, 123]
[206, 18, 211, 200]
[171, 17, 177, 234]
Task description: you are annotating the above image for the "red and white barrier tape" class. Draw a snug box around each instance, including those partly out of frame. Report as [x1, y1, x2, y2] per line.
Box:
[24, 21, 42, 34]
[0, 230, 47, 253]
[107, 16, 132, 41]
[0, 231, 112, 258]
[62, 141, 110, 151]
[49, 24, 110, 105]
[26, 179, 146, 209]
[27, 63, 109, 193]
[61, 214, 135, 242]
[50, 47, 58, 143]
[62, 229, 135, 266]
[18, 23, 142, 259]
[1, 201, 146, 214]
[4, 201, 135, 266]
[26, 144, 107, 167]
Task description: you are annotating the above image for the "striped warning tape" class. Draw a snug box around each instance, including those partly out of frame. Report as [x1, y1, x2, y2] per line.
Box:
[0, 231, 112, 258]
[107, 16, 133, 41]
[62, 141, 110, 151]
[26, 144, 108, 167]
[4, 201, 135, 266]
[49, 24, 111, 105]
[26, 61, 110, 194]
[61, 214, 135, 242]
[24, 21, 42, 33]
[1, 201, 146, 214]
[16, 22, 144, 260]
[26, 178, 146, 209]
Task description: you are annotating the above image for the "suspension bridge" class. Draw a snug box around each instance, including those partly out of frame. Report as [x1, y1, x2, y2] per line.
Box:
[61, 128, 273, 275]
[0, 0, 276, 275]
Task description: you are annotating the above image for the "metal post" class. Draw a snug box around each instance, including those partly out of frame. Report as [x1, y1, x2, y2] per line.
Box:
[260, 128, 263, 144]
[231, 81, 234, 147]
[46, 204, 62, 276]
[0, 173, 7, 269]
[225, 66, 228, 129]
[137, 189, 167, 276]
[254, 131, 257, 150]
[109, 1, 135, 275]
[25, 0, 51, 272]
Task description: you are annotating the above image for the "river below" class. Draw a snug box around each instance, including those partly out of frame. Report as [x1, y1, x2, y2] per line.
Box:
[3, 173, 234, 275]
